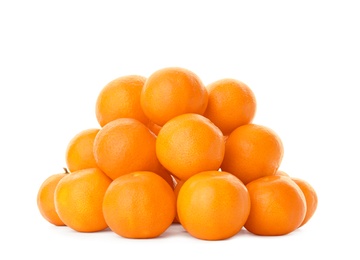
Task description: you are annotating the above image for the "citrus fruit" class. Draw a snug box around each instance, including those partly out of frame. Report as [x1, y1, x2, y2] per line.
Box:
[221, 124, 284, 184]
[102, 171, 176, 238]
[54, 168, 112, 232]
[177, 171, 250, 240]
[203, 79, 256, 135]
[156, 113, 225, 180]
[93, 118, 158, 180]
[244, 175, 306, 236]
[65, 128, 99, 172]
[291, 177, 318, 227]
[140, 67, 208, 126]
[173, 179, 185, 223]
[37, 168, 68, 226]
[95, 75, 148, 127]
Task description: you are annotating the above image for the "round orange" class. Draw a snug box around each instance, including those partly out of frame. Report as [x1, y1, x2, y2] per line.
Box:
[291, 177, 318, 227]
[93, 118, 158, 180]
[95, 75, 148, 127]
[203, 79, 256, 135]
[177, 171, 251, 240]
[140, 67, 208, 126]
[173, 179, 185, 223]
[103, 171, 176, 238]
[65, 128, 99, 172]
[156, 113, 225, 180]
[37, 169, 68, 226]
[244, 175, 306, 236]
[221, 124, 284, 185]
[54, 168, 112, 232]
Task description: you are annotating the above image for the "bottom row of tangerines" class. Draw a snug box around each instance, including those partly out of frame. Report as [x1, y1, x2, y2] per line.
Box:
[37, 167, 317, 240]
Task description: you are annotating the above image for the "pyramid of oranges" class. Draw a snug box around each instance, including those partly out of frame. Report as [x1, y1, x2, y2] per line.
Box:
[37, 67, 318, 240]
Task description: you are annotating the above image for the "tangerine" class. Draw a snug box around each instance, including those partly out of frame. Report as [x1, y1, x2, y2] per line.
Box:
[37, 169, 68, 226]
[65, 128, 99, 172]
[291, 177, 318, 227]
[95, 75, 148, 127]
[103, 171, 176, 238]
[244, 175, 306, 236]
[54, 168, 112, 232]
[177, 171, 250, 240]
[204, 79, 256, 135]
[156, 113, 225, 180]
[221, 124, 284, 184]
[141, 67, 208, 126]
[93, 118, 158, 180]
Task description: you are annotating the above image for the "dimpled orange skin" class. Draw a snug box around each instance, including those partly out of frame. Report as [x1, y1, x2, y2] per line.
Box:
[95, 75, 148, 127]
[37, 173, 67, 226]
[156, 113, 225, 181]
[177, 171, 251, 240]
[244, 175, 306, 236]
[93, 118, 159, 180]
[140, 67, 208, 126]
[221, 124, 284, 185]
[54, 168, 112, 232]
[65, 128, 100, 172]
[102, 171, 176, 239]
[204, 79, 256, 136]
[291, 177, 318, 227]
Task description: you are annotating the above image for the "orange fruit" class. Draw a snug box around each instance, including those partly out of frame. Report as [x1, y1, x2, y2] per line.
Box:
[244, 175, 306, 236]
[173, 179, 185, 223]
[65, 128, 100, 172]
[93, 118, 158, 180]
[95, 75, 148, 127]
[291, 177, 318, 227]
[54, 168, 112, 232]
[37, 168, 68, 226]
[140, 67, 208, 126]
[177, 171, 251, 240]
[203, 79, 256, 135]
[102, 171, 176, 238]
[156, 113, 225, 180]
[221, 124, 284, 185]
[274, 171, 318, 227]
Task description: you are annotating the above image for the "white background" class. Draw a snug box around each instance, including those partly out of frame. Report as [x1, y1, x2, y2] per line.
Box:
[1, 0, 359, 259]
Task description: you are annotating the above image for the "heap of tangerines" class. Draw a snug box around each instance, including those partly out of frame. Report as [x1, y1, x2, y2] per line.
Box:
[37, 67, 318, 240]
